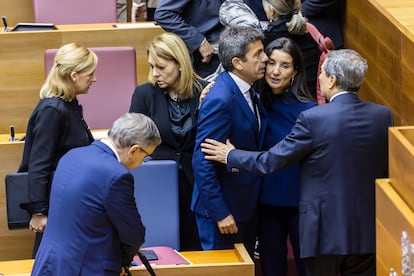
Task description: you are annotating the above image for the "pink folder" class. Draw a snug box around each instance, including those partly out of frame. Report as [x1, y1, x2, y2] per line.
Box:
[132, 246, 190, 266]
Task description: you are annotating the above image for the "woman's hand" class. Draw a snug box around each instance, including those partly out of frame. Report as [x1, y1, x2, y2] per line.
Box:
[29, 213, 47, 233]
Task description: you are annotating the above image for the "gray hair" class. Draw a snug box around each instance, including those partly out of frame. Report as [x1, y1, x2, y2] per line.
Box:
[323, 49, 368, 92]
[219, 26, 265, 71]
[108, 113, 161, 149]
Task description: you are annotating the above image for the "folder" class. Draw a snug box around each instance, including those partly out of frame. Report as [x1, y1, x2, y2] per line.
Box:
[5, 172, 31, 230]
[132, 246, 190, 266]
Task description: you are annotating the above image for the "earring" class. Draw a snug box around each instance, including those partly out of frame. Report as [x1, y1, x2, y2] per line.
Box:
[179, 68, 182, 71]
[290, 76, 295, 85]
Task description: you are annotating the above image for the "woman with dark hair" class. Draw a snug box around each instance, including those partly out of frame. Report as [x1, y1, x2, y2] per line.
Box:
[258, 37, 316, 276]
[262, 0, 320, 100]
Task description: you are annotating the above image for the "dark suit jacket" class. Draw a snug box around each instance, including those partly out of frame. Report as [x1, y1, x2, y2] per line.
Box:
[129, 82, 204, 184]
[301, 0, 346, 49]
[31, 141, 145, 275]
[227, 93, 393, 258]
[154, 0, 225, 53]
[18, 97, 94, 214]
[192, 71, 268, 222]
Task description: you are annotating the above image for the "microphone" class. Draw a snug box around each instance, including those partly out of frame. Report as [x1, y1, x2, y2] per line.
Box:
[9, 125, 15, 141]
[2, 16, 8, 32]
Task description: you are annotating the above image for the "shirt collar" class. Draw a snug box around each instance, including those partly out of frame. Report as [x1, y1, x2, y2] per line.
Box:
[100, 139, 120, 162]
[330, 91, 356, 102]
[228, 71, 251, 95]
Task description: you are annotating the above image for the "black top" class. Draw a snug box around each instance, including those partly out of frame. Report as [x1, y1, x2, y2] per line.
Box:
[18, 97, 94, 213]
[129, 82, 207, 184]
[264, 17, 320, 99]
[167, 95, 193, 139]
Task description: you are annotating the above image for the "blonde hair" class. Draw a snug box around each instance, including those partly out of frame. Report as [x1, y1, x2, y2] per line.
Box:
[147, 32, 202, 100]
[263, 0, 307, 35]
[40, 43, 98, 101]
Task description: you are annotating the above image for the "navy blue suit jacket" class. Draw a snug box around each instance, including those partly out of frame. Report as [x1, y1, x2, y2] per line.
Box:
[192, 71, 268, 222]
[227, 93, 393, 258]
[31, 141, 145, 275]
[154, 0, 224, 53]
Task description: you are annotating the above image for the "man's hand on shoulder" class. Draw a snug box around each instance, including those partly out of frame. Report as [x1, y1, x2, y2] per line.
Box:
[201, 138, 235, 164]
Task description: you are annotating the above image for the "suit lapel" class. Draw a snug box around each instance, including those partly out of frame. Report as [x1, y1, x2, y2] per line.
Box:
[222, 72, 260, 138]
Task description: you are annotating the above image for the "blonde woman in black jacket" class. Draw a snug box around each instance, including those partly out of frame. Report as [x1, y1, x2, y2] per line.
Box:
[19, 42, 97, 257]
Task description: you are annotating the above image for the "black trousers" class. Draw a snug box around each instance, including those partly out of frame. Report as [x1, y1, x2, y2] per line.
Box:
[258, 204, 305, 276]
[32, 232, 43, 258]
[178, 171, 201, 251]
[303, 254, 375, 276]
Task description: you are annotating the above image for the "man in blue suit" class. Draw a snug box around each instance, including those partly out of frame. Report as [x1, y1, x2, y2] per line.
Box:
[201, 49, 393, 275]
[31, 113, 161, 276]
[192, 26, 268, 257]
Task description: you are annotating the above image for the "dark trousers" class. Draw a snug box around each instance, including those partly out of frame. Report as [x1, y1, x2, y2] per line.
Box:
[303, 254, 375, 276]
[32, 232, 43, 258]
[195, 212, 257, 259]
[258, 204, 305, 276]
[178, 171, 201, 251]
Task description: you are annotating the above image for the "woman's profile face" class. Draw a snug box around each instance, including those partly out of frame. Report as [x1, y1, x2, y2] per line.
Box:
[265, 49, 297, 94]
[148, 55, 180, 91]
[72, 70, 96, 95]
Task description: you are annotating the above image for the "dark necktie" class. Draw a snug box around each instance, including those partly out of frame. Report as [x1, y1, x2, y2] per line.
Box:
[249, 88, 259, 119]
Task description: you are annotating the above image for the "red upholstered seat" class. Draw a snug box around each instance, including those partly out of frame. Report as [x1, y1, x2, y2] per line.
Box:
[33, 0, 117, 24]
[44, 46, 137, 130]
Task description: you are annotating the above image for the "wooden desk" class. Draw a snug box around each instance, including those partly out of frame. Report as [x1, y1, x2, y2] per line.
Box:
[0, 23, 164, 134]
[345, 0, 414, 126]
[0, 244, 254, 276]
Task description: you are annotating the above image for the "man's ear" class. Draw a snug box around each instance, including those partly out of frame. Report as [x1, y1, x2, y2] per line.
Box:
[128, 144, 139, 157]
[232, 57, 243, 71]
[329, 75, 337, 89]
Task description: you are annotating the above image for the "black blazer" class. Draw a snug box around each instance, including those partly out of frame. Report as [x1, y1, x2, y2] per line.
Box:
[18, 97, 94, 214]
[129, 82, 205, 184]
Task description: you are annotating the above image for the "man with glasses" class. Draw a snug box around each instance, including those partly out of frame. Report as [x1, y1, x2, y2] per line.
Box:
[31, 113, 161, 276]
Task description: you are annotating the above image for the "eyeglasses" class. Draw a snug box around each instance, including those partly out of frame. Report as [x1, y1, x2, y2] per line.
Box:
[139, 146, 152, 157]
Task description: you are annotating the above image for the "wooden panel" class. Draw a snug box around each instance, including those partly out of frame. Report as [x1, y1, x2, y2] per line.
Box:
[0, 244, 254, 276]
[388, 127, 414, 209]
[0, 0, 34, 27]
[0, 142, 34, 260]
[0, 31, 63, 135]
[376, 179, 414, 274]
[0, 24, 164, 134]
[376, 219, 401, 273]
[345, 0, 414, 126]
